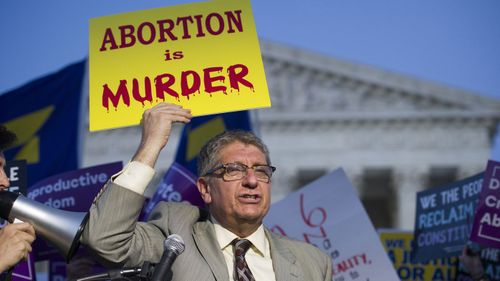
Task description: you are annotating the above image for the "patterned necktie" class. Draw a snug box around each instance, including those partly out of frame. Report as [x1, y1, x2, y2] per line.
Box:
[233, 239, 256, 281]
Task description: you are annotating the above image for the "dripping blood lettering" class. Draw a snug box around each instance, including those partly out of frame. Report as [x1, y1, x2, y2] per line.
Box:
[101, 63, 254, 111]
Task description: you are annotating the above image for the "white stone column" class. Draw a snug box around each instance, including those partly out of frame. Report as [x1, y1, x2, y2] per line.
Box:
[458, 165, 485, 180]
[343, 166, 364, 196]
[393, 166, 427, 230]
[271, 168, 296, 203]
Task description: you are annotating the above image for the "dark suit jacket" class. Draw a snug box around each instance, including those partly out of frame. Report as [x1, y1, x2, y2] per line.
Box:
[82, 182, 332, 281]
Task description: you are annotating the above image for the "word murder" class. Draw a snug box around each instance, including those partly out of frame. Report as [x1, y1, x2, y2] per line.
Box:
[101, 64, 254, 110]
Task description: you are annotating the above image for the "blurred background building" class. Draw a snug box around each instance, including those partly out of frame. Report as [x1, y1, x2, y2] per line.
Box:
[83, 41, 500, 230]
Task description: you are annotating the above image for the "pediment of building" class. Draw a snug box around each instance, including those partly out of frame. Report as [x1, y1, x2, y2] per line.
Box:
[259, 41, 500, 119]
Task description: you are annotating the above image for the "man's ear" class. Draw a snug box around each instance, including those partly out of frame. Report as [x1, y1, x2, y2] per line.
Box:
[197, 177, 212, 204]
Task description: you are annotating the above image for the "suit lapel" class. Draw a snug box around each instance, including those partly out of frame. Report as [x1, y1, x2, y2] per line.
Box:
[267, 229, 301, 281]
[192, 223, 302, 281]
[193, 221, 229, 281]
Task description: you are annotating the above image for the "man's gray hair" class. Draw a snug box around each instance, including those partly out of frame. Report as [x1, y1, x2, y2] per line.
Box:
[197, 130, 271, 176]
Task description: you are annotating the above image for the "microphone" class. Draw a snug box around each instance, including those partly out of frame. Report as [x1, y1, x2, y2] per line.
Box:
[151, 234, 185, 281]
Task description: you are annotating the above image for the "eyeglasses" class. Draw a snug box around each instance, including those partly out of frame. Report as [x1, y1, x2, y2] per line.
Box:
[203, 162, 276, 183]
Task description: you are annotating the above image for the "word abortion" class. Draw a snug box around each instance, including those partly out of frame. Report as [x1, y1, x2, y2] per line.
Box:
[99, 10, 244, 51]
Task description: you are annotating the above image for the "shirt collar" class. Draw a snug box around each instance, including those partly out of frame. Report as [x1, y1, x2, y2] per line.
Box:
[212, 217, 269, 258]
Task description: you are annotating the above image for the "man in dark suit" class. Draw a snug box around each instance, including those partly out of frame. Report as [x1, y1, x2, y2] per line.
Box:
[83, 103, 332, 280]
[0, 125, 36, 273]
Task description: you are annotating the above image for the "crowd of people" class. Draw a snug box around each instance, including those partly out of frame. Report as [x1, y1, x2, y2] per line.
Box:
[0, 103, 494, 280]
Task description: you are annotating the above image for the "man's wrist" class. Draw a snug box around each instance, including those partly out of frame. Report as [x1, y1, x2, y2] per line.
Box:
[114, 161, 155, 195]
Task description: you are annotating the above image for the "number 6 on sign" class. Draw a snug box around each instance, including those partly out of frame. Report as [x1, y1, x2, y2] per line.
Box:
[300, 194, 328, 243]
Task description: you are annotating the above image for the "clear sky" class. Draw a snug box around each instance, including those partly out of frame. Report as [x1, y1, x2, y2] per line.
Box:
[1, 0, 499, 158]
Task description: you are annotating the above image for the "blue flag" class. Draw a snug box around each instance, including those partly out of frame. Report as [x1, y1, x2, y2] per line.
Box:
[174, 110, 252, 175]
[141, 111, 252, 219]
[0, 60, 86, 187]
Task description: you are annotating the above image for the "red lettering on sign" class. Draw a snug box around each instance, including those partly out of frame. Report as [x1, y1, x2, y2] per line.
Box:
[119, 25, 136, 49]
[228, 64, 254, 92]
[99, 10, 244, 52]
[101, 64, 254, 110]
[180, 70, 201, 99]
[132, 77, 153, 106]
[102, 81, 130, 111]
[100, 28, 118, 51]
[155, 73, 178, 101]
[204, 67, 226, 94]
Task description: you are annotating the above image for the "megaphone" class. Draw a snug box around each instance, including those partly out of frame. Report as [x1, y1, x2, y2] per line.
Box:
[0, 190, 89, 262]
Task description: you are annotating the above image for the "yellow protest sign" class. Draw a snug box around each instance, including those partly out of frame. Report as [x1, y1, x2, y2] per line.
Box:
[89, 0, 270, 131]
[379, 230, 458, 280]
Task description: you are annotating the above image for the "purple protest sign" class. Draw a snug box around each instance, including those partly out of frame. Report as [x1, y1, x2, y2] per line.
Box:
[141, 162, 204, 220]
[470, 160, 500, 248]
[27, 162, 122, 261]
[10, 252, 36, 281]
[27, 162, 122, 212]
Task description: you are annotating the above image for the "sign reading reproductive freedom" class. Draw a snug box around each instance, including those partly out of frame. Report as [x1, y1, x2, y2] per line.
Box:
[412, 172, 484, 263]
[264, 168, 399, 281]
[470, 160, 500, 248]
[27, 162, 122, 260]
[89, 0, 270, 131]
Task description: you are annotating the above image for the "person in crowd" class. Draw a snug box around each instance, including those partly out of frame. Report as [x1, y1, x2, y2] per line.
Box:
[83, 103, 332, 280]
[0, 125, 36, 272]
[460, 244, 490, 281]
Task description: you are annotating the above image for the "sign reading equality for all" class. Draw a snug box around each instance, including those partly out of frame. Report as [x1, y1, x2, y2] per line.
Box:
[89, 0, 270, 131]
[264, 168, 399, 281]
[470, 160, 500, 248]
[412, 172, 484, 263]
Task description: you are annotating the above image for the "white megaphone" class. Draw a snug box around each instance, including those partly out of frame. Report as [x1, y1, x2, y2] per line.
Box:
[0, 190, 89, 262]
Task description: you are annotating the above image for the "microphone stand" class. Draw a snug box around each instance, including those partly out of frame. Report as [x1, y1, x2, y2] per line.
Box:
[78, 234, 184, 281]
[76, 261, 155, 281]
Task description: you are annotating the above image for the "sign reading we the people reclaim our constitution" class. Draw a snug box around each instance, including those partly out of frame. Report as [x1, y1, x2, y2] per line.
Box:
[89, 0, 270, 131]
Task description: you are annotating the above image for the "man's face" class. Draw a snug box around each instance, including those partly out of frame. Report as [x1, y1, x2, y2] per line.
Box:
[0, 152, 10, 190]
[198, 141, 271, 231]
